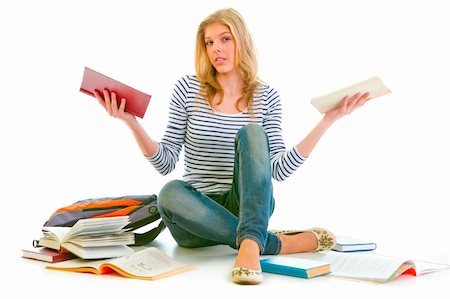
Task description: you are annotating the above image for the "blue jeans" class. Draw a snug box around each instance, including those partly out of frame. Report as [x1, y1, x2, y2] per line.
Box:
[157, 124, 282, 255]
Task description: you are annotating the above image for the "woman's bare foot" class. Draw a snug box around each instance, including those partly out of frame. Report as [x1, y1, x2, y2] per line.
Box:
[234, 239, 261, 270]
[279, 232, 318, 254]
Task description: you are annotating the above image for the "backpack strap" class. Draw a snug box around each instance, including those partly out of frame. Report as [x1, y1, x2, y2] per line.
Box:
[133, 221, 166, 246]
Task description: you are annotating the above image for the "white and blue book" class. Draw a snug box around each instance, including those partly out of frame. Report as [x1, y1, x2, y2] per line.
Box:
[333, 236, 377, 252]
[260, 256, 331, 279]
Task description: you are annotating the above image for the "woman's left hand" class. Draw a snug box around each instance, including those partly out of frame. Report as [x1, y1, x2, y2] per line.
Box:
[323, 92, 371, 124]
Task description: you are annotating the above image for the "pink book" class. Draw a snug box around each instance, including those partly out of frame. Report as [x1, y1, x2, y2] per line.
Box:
[22, 247, 76, 263]
[80, 67, 151, 118]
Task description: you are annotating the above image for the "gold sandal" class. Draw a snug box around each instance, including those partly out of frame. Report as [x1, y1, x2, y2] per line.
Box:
[271, 227, 337, 252]
[232, 267, 263, 285]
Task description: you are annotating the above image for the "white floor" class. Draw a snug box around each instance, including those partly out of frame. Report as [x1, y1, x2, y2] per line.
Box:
[2, 1, 449, 298]
[5, 228, 449, 299]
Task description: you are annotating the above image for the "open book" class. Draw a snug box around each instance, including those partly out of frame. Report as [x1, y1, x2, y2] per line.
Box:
[290, 251, 449, 283]
[311, 76, 391, 114]
[46, 247, 193, 280]
[37, 216, 134, 259]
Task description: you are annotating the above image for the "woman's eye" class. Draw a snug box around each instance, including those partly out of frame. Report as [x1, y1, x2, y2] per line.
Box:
[223, 36, 232, 42]
[205, 40, 213, 46]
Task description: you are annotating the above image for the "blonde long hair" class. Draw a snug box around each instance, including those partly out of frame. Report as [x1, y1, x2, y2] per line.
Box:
[195, 8, 260, 115]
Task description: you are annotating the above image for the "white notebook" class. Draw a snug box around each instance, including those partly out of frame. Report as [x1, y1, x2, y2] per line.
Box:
[333, 235, 377, 252]
[311, 76, 391, 114]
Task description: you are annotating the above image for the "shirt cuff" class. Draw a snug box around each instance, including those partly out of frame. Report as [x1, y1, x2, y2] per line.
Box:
[145, 143, 161, 163]
[292, 146, 308, 163]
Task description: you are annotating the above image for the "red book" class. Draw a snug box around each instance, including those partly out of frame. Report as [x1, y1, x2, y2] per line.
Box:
[22, 247, 76, 263]
[79, 67, 151, 118]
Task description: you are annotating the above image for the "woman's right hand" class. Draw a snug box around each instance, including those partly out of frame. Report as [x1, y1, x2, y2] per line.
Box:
[93, 89, 136, 124]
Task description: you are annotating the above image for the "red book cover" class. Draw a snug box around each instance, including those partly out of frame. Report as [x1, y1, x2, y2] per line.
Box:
[80, 67, 151, 118]
[22, 248, 76, 263]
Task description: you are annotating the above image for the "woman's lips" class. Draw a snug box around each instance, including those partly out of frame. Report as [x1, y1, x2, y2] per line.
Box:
[215, 57, 226, 64]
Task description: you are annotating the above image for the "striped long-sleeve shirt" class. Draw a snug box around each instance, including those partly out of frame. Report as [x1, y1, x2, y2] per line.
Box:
[147, 75, 306, 194]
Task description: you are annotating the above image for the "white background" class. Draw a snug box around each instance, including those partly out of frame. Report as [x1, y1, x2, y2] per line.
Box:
[1, 0, 449, 298]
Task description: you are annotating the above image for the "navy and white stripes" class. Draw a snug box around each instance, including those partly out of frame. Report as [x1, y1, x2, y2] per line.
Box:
[147, 75, 306, 193]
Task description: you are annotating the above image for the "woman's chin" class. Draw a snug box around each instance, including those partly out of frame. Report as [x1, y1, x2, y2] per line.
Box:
[214, 66, 236, 75]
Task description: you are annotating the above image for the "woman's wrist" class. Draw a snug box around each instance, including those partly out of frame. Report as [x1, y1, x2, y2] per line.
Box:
[320, 116, 335, 130]
[123, 116, 139, 130]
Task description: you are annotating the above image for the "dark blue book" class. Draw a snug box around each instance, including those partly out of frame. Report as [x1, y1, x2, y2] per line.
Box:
[260, 256, 331, 279]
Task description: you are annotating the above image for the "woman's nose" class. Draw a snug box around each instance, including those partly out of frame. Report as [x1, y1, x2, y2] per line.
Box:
[213, 43, 222, 53]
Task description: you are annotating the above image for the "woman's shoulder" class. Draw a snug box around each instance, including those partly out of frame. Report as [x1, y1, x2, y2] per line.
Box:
[256, 81, 280, 102]
[175, 75, 201, 89]
[171, 75, 203, 99]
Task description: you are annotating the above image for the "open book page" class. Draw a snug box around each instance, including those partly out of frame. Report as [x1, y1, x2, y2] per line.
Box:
[63, 216, 130, 240]
[102, 247, 193, 280]
[292, 251, 449, 283]
[325, 253, 412, 282]
[47, 247, 193, 280]
[298, 252, 411, 282]
[40, 216, 133, 253]
[42, 227, 70, 244]
[46, 258, 107, 274]
[413, 260, 450, 275]
[42, 216, 130, 243]
[62, 243, 134, 259]
[388, 260, 450, 280]
[69, 233, 134, 247]
[311, 76, 391, 114]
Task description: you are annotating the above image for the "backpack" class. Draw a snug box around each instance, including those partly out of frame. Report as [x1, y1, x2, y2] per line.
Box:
[43, 194, 166, 246]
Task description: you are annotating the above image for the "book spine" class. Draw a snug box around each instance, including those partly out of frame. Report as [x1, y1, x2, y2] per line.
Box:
[261, 264, 308, 278]
[79, 88, 95, 97]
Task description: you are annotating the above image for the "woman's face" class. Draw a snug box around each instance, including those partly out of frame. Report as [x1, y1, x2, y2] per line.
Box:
[204, 23, 236, 75]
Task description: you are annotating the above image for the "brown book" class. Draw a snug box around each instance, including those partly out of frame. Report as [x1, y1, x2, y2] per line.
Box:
[22, 247, 76, 263]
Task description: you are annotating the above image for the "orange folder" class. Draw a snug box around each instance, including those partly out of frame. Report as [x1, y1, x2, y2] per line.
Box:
[80, 67, 151, 118]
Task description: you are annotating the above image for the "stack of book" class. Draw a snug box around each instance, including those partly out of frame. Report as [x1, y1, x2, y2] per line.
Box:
[32, 216, 134, 260]
[23, 215, 194, 280]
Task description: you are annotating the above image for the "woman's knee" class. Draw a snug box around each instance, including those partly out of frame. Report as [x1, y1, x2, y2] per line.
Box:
[157, 179, 187, 211]
[236, 124, 269, 147]
[175, 238, 200, 248]
[237, 123, 265, 138]
[174, 235, 221, 248]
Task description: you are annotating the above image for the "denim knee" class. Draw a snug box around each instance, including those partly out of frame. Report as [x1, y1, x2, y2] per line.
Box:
[175, 237, 205, 248]
[236, 123, 266, 142]
[158, 179, 212, 223]
[157, 179, 185, 215]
